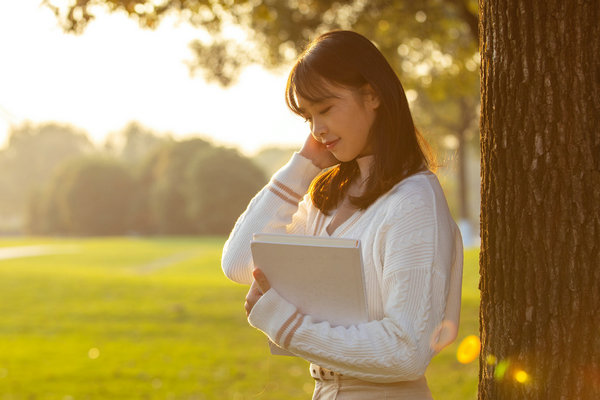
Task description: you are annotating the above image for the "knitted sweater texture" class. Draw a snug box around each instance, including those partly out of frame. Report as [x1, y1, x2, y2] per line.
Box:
[221, 152, 463, 383]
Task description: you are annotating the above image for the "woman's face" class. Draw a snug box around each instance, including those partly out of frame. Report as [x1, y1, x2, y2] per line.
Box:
[296, 81, 379, 162]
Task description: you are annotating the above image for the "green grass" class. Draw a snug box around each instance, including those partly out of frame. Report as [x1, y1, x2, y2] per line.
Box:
[0, 237, 479, 399]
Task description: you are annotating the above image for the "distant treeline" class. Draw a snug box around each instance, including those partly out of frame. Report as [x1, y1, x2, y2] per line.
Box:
[0, 121, 477, 236]
[0, 122, 295, 235]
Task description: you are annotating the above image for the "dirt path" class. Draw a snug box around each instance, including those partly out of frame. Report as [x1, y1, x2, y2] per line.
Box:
[0, 244, 199, 273]
[0, 245, 78, 260]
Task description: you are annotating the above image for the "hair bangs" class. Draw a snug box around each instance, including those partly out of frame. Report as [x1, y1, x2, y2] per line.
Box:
[286, 61, 338, 117]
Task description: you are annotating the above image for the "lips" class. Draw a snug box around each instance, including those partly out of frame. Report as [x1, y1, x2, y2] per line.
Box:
[324, 138, 340, 150]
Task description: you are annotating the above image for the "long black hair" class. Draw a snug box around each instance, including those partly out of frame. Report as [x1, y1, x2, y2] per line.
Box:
[285, 30, 435, 214]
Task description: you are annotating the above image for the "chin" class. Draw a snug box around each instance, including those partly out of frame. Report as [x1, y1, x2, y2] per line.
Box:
[339, 152, 364, 162]
[333, 154, 353, 163]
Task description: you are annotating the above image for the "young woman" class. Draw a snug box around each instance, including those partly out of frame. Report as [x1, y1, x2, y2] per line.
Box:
[222, 30, 463, 399]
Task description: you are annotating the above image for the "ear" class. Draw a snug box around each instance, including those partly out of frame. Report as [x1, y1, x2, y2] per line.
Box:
[361, 84, 380, 110]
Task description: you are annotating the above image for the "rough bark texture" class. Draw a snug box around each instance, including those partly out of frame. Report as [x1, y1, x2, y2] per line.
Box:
[478, 1, 600, 399]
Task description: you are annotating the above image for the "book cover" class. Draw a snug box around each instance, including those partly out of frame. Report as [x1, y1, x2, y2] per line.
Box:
[250, 233, 368, 355]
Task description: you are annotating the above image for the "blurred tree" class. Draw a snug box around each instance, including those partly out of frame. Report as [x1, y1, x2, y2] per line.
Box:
[251, 146, 297, 178]
[140, 137, 213, 234]
[26, 186, 62, 235]
[0, 122, 94, 225]
[26, 136, 266, 236]
[0, 155, 13, 230]
[128, 146, 164, 234]
[479, 1, 599, 399]
[102, 124, 171, 234]
[30, 157, 136, 235]
[186, 146, 267, 234]
[45, 0, 480, 230]
[103, 121, 171, 165]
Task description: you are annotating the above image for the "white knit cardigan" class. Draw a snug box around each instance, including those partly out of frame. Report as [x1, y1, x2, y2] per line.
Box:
[222, 152, 463, 383]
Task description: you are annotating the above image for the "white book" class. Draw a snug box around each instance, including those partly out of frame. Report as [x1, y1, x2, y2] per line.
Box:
[250, 233, 368, 356]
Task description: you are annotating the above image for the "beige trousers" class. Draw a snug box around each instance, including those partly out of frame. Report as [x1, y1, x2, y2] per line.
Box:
[310, 364, 434, 400]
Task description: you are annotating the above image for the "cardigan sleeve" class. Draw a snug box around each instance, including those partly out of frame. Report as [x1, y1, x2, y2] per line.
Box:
[247, 185, 461, 382]
[221, 152, 322, 285]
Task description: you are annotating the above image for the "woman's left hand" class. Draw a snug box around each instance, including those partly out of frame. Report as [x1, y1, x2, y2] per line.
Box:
[244, 268, 271, 316]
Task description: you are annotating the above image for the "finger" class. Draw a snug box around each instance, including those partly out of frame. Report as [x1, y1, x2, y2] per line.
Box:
[246, 286, 261, 304]
[245, 291, 262, 316]
[249, 279, 263, 295]
[252, 268, 271, 292]
[245, 282, 264, 317]
[246, 289, 261, 304]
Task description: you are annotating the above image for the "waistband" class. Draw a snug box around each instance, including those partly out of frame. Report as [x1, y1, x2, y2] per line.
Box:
[309, 363, 431, 392]
[310, 363, 341, 381]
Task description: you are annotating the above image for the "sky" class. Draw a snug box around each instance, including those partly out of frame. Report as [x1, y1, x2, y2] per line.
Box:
[0, 1, 307, 155]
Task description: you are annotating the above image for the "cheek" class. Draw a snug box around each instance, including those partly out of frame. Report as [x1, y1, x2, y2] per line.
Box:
[364, 111, 377, 135]
[358, 114, 375, 138]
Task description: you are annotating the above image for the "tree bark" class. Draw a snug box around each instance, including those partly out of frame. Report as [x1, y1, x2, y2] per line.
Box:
[478, 1, 600, 399]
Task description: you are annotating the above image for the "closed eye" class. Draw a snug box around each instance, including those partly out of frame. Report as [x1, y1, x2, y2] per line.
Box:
[300, 105, 331, 123]
[319, 106, 332, 115]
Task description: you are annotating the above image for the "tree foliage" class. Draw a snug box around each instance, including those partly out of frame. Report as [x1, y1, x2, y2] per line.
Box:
[186, 146, 267, 234]
[29, 157, 136, 235]
[20, 129, 270, 236]
[45, 0, 478, 92]
[251, 146, 297, 178]
[103, 122, 171, 165]
[0, 122, 94, 218]
[42, 0, 481, 130]
[141, 138, 213, 234]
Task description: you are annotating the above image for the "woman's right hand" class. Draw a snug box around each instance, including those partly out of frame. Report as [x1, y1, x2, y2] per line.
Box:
[245, 269, 271, 317]
[299, 134, 339, 170]
[245, 279, 263, 317]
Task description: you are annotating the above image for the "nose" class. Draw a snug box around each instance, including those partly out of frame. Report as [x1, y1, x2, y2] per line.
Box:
[311, 118, 327, 140]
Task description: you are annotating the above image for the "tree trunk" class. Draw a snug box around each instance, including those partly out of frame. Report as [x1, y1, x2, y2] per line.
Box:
[478, 1, 600, 399]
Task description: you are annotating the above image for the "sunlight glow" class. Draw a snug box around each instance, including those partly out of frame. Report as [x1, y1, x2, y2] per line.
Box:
[514, 369, 531, 384]
[414, 62, 432, 76]
[0, 3, 306, 154]
[465, 60, 478, 71]
[45, 0, 76, 8]
[432, 52, 453, 69]
[378, 20, 390, 31]
[444, 135, 460, 150]
[397, 44, 409, 57]
[134, 3, 147, 14]
[494, 359, 509, 380]
[405, 89, 419, 103]
[88, 348, 100, 359]
[485, 354, 497, 365]
[456, 335, 480, 364]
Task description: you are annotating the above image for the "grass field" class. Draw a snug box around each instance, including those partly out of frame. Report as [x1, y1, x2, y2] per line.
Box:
[0, 237, 479, 399]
